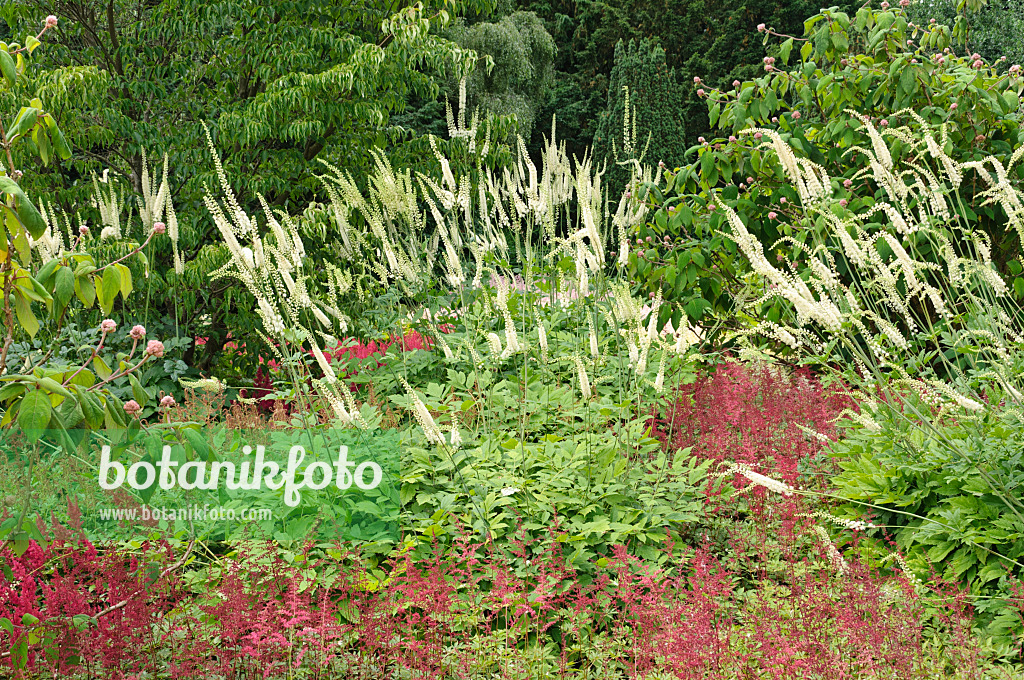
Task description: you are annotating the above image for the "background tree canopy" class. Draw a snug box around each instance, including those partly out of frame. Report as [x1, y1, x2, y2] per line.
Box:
[2, 0, 1018, 374]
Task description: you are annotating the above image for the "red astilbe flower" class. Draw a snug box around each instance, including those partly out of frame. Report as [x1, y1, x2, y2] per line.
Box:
[652, 361, 851, 487]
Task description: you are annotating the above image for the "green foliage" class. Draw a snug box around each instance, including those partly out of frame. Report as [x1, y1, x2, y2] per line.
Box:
[403, 415, 710, 567]
[593, 39, 688, 195]
[691, 4, 1023, 268]
[631, 4, 1024, 332]
[907, 0, 1024, 66]
[1, 1, 497, 371]
[829, 407, 1024, 646]
[444, 11, 556, 142]
[515, 0, 859, 160]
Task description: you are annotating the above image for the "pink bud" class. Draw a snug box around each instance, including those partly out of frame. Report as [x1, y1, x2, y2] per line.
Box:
[79, 225, 89, 236]
[100, 319, 116, 334]
[130, 325, 147, 340]
[881, 1, 889, 8]
[973, 59, 983, 69]
[124, 400, 141, 415]
[843, 179, 853, 189]
[757, 23, 766, 32]
[950, 103, 958, 110]
[733, 80, 741, 88]
[698, 136, 706, 143]
[975, 134, 986, 142]
[780, 197, 787, 204]
[972, 53, 981, 60]
[791, 111, 801, 120]
[153, 221, 166, 234]
[708, 204, 716, 211]
[747, 177, 755, 183]
[767, 211, 778, 220]
[697, 88, 705, 96]
[880, 119, 889, 127]
[771, 117, 778, 123]
[146, 340, 165, 358]
[728, 135, 736, 142]
[160, 395, 176, 408]
[44, 15, 57, 28]
[840, 199, 848, 207]
[694, 76, 701, 84]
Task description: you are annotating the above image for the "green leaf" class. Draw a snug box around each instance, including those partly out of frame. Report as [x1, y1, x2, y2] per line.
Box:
[0, 49, 14, 87]
[128, 373, 147, 408]
[7, 107, 39, 140]
[25, 36, 41, 55]
[182, 427, 214, 461]
[37, 377, 73, 399]
[0, 176, 47, 239]
[779, 38, 794, 65]
[98, 267, 121, 314]
[44, 115, 71, 160]
[114, 263, 133, 298]
[92, 356, 112, 381]
[17, 390, 51, 441]
[74, 274, 95, 307]
[13, 291, 38, 338]
[54, 265, 74, 309]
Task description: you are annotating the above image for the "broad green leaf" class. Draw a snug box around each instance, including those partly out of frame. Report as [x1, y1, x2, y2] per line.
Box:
[17, 390, 51, 440]
[114, 263, 133, 298]
[54, 265, 74, 309]
[0, 49, 14, 87]
[35, 258, 60, 287]
[25, 36, 40, 54]
[13, 291, 38, 337]
[100, 267, 121, 314]
[0, 177, 47, 239]
[74, 274, 95, 307]
[43, 115, 71, 160]
[128, 373, 147, 408]
[779, 38, 794, 65]
[92, 356, 112, 380]
[182, 427, 214, 461]
[7, 107, 39, 140]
